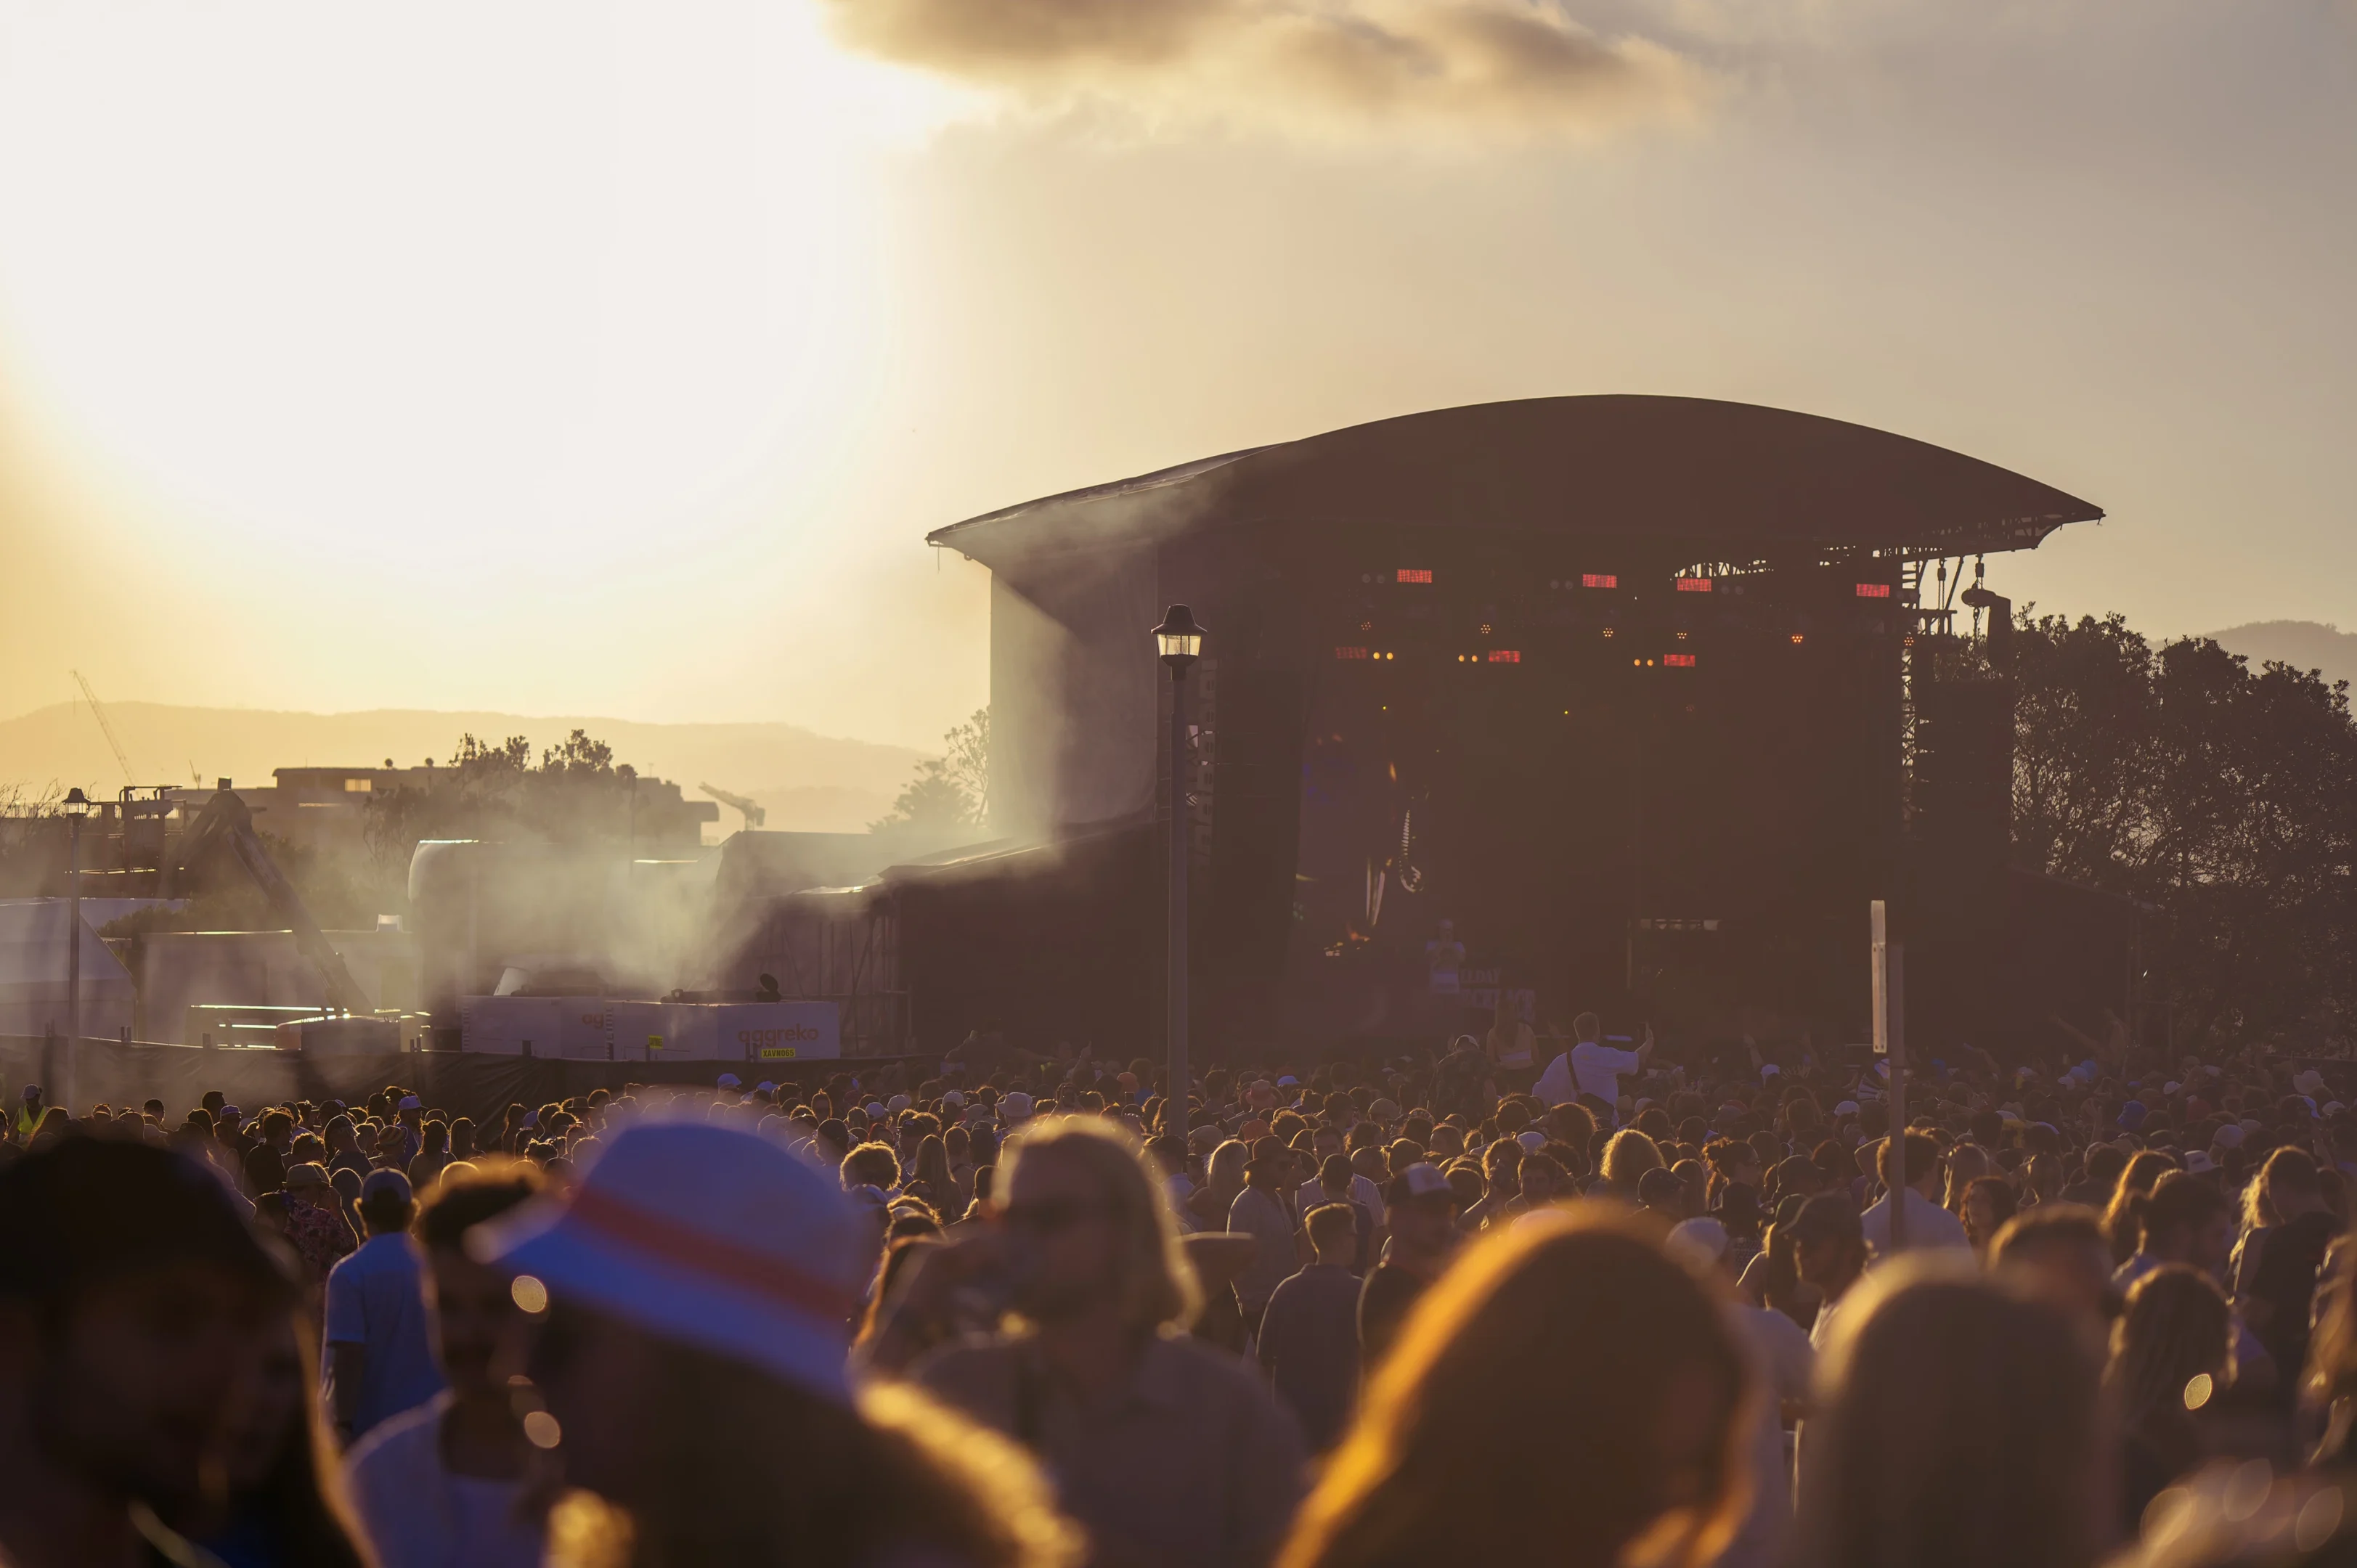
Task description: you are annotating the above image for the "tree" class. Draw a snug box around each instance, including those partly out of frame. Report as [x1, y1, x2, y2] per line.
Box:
[363, 727, 644, 874]
[2008, 611, 2357, 1049]
[871, 709, 990, 833]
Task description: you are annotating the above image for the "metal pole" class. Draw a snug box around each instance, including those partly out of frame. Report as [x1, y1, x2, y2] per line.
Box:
[1872, 899, 1907, 1251]
[65, 814, 81, 1114]
[1167, 663, 1190, 1146]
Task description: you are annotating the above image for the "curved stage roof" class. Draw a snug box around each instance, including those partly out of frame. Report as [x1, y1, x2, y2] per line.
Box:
[929, 395, 2102, 569]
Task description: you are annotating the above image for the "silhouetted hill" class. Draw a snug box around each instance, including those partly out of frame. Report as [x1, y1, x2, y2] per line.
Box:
[0, 703, 919, 833]
[2205, 621, 2357, 691]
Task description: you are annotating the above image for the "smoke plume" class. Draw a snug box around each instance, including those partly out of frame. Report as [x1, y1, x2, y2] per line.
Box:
[822, 0, 1708, 137]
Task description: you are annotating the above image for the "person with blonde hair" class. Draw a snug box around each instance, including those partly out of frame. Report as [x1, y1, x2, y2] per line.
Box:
[1278, 1209, 1748, 1568]
[2101, 1150, 2177, 1267]
[1940, 1141, 1992, 1214]
[883, 1116, 1306, 1568]
[1600, 1127, 1664, 1200]
[1796, 1262, 2111, 1568]
[1189, 1135, 1251, 1230]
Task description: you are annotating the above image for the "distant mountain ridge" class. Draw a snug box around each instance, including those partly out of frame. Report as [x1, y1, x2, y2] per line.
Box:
[2205, 621, 2357, 691]
[0, 702, 921, 834]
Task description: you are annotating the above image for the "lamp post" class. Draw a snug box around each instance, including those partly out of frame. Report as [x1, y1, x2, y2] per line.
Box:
[60, 788, 92, 1114]
[1153, 605, 1205, 1146]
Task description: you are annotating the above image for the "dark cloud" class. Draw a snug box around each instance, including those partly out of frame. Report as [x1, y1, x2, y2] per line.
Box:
[821, 0, 1706, 136]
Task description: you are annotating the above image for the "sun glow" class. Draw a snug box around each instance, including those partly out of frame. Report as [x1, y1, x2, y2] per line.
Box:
[0, 1, 966, 573]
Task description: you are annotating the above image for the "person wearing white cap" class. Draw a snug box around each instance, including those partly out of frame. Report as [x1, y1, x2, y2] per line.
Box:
[874, 1118, 1306, 1568]
[1361, 1163, 1462, 1367]
[392, 1096, 426, 1167]
[476, 1120, 1075, 1568]
[1669, 1214, 1814, 1568]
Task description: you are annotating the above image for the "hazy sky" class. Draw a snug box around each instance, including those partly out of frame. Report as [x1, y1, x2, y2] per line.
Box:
[0, 0, 2350, 753]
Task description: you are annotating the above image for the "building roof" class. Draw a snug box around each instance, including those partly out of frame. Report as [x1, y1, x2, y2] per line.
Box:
[927, 395, 2102, 569]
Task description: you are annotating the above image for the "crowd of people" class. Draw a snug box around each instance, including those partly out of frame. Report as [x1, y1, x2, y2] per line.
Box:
[7, 1011, 2357, 1568]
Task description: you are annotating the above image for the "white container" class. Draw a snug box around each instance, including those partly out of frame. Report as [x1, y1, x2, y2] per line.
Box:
[603, 1000, 841, 1063]
[608, 1000, 701, 1061]
[459, 996, 566, 1056]
[555, 1000, 614, 1060]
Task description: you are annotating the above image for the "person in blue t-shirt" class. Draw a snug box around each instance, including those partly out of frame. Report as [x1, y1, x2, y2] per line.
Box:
[324, 1169, 445, 1447]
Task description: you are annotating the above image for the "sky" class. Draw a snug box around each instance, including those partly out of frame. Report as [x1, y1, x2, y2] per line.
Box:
[0, 0, 2350, 754]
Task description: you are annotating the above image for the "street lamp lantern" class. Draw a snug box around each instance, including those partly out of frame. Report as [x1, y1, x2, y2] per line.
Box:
[1152, 605, 1206, 1147]
[60, 787, 91, 818]
[1154, 604, 1205, 669]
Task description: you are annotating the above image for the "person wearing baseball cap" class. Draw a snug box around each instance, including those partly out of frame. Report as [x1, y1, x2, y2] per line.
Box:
[325, 1169, 443, 1447]
[1790, 1193, 1869, 1352]
[0, 1138, 306, 1567]
[280, 1161, 359, 1289]
[1228, 1137, 1302, 1333]
[476, 1119, 1075, 1568]
[1360, 1163, 1462, 1368]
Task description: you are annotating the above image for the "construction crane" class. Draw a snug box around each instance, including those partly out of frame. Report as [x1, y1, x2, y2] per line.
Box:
[699, 783, 766, 833]
[170, 785, 373, 1016]
[70, 670, 137, 786]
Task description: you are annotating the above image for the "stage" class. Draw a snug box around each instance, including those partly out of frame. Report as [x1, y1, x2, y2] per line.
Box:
[919, 394, 2108, 1058]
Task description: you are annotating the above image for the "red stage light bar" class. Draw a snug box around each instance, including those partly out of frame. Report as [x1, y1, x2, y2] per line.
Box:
[1676, 577, 1712, 593]
[1488, 650, 1521, 663]
[1336, 646, 1369, 660]
[1855, 582, 1892, 598]
[1665, 653, 1696, 667]
[1396, 568, 1433, 584]
[1581, 573, 1618, 589]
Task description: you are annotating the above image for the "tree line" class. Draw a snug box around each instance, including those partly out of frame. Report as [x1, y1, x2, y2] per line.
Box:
[2008, 611, 2357, 1052]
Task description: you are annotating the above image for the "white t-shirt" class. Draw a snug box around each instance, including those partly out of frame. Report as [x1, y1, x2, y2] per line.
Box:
[1571, 1041, 1642, 1104]
[1860, 1188, 1972, 1257]
[1808, 1289, 1847, 1355]
[1536, 1042, 1642, 1111]
[1297, 1173, 1385, 1224]
[1723, 1304, 1815, 1568]
[345, 1393, 547, 1568]
[1164, 1172, 1198, 1231]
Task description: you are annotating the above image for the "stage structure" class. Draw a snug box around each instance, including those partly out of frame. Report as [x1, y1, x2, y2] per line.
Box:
[924, 396, 2106, 1056]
